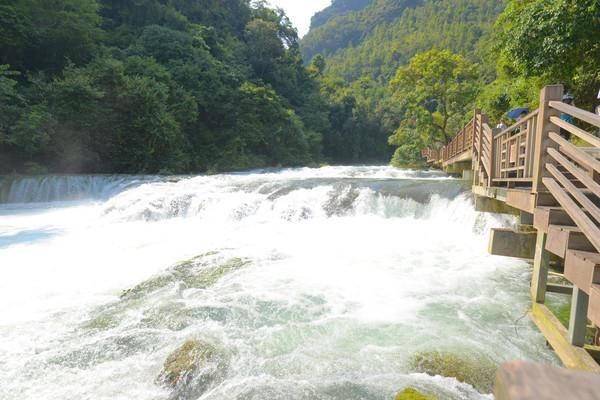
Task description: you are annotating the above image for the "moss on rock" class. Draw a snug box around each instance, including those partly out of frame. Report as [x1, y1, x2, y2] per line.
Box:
[121, 253, 250, 300]
[395, 388, 435, 400]
[159, 340, 216, 387]
[409, 351, 497, 393]
[157, 339, 227, 399]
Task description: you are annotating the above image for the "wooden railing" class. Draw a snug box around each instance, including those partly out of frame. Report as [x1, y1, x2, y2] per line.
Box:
[422, 117, 476, 164]
[422, 85, 600, 198]
[489, 110, 539, 186]
[421, 148, 440, 162]
[539, 89, 600, 253]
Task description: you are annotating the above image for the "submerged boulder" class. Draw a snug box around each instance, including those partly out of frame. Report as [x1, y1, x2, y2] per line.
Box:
[395, 388, 436, 400]
[121, 253, 250, 300]
[409, 351, 497, 393]
[157, 339, 227, 399]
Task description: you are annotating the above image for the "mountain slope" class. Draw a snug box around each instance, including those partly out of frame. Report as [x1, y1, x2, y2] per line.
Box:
[310, 0, 372, 30]
[302, 0, 505, 82]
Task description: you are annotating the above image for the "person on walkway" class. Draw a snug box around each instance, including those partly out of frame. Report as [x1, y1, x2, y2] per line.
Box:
[559, 94, 575, 140]
[512, 111, 528, 136]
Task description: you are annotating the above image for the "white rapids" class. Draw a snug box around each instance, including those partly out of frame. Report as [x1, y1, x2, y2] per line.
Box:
[0, 166, 557, 400]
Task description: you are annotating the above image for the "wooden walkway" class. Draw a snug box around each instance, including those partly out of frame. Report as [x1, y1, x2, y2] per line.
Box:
[424, 85, 600, 374]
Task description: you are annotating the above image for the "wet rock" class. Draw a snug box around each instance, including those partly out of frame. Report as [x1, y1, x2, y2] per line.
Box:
[157, 339, 227, 399]
[409, 351, 497, 393]
[323, 184, 360, 217]
[120, 253, 250, 300]
[395, 388, 436, 400]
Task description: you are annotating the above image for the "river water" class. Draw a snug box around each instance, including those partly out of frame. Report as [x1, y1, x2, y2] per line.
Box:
[0, 166, 556, 400]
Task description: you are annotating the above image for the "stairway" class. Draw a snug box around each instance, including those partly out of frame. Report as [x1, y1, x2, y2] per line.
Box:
[534, 183, 600, 329]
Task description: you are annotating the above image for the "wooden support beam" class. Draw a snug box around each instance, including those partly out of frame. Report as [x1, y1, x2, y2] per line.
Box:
[489, 229, 537, 259]
[547, 284, 573, 295]
[531, 231, 550, 303]
[564, 250, 600, 295]
[569, 287, 590, 347]
[495, 361, 600, 400]
[529, 303, 600, 372]
[506, 190, 536, 214]
[590, 285, 600, 327]
[475, 195, 519, 215]
[520, 211, 534, 226]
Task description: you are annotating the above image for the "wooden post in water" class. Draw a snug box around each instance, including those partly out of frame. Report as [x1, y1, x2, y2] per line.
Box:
[532, 85, 564, 194]
[569, 287, 590, 347]
[531, 230, 550, 303]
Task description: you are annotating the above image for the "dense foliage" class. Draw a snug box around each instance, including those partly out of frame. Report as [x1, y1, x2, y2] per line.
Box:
[309, 0, 372, 31]
[302, 0, 600, 167]
[2, 0, 596, 172]
[0, 0, 390, 174]
[388, 50, 478, 166]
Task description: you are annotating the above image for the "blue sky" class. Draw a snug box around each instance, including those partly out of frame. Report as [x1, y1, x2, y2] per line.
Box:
[269, 0, 332, 37]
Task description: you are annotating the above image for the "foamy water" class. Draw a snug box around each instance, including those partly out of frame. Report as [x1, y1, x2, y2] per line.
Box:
[0, 167, 556, 400]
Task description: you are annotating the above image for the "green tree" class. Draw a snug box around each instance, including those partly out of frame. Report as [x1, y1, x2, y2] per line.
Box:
[0, 0, 102, 74]
[496, 0, 600, 107]
[389, 49, 478, 147]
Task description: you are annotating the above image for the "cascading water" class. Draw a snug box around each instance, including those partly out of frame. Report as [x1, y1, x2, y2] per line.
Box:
[0, 166, 557, 400]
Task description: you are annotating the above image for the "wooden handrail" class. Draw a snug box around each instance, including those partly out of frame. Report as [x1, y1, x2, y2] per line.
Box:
[543, 177, 600, 253]
[549, 101, 600, 128]
[549, 116, 600, 147]
[549, 132, 600, 174]
[546, 163, 600, 223]
[494, 110, 540, 140]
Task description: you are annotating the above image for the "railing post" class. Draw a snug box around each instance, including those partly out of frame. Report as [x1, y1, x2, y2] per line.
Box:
[531, 230, 550, 303]
[488, 127, 498, 187]
[476, 109, 482, 162]
[532, 85, 564, 194]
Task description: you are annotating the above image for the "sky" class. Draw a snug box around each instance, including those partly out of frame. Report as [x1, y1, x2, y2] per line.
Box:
[268, 0, 332, 37]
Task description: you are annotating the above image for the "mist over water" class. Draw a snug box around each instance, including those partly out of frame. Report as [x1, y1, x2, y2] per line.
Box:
[0, 166, 556, 400]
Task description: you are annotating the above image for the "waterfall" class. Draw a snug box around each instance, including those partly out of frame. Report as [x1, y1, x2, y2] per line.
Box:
[0, 166, 555, 400]
[0, 175, 156, 204]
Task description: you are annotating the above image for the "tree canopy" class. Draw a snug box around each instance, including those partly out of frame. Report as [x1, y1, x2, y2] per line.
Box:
[0, 0, 393, 174]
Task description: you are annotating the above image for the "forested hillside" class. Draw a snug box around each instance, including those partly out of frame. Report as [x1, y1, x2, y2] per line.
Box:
[0, 0, 391, 174]
[309, 0, 372, 31]
[312, 0, 504, 82]
[302, 0, 600, 167]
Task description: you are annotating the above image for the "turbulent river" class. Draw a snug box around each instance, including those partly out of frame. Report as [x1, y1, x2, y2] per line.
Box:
[0, 166, 557, 400]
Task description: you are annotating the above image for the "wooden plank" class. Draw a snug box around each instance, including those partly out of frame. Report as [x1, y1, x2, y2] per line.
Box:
[547, 283, 573, 295]
[565, 250, 600, 295]
[532, 85, 564, 193]
[495, 361, 600, 400]
[489, 228, 536, 259]
[531, 230, 550, 302]
[546, 163, 600, 224]
[590, 285, 600, 327]
[549, 101, 600, 128]
[550, 116, 600, 147]
[569, 287, 590, 347]
[507, 190, 535, 213]
[529, 303, 600, 372]
[494, 110, 540, 140]
[549, 132, 600, 174]
[502, 166, 526, 172]
[546, 225, 595, 257]
[534, 207, 575, 232]
[493, 178, 534, 183]
[543, 177, 600, 253]
[547, 147, 600, 200]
